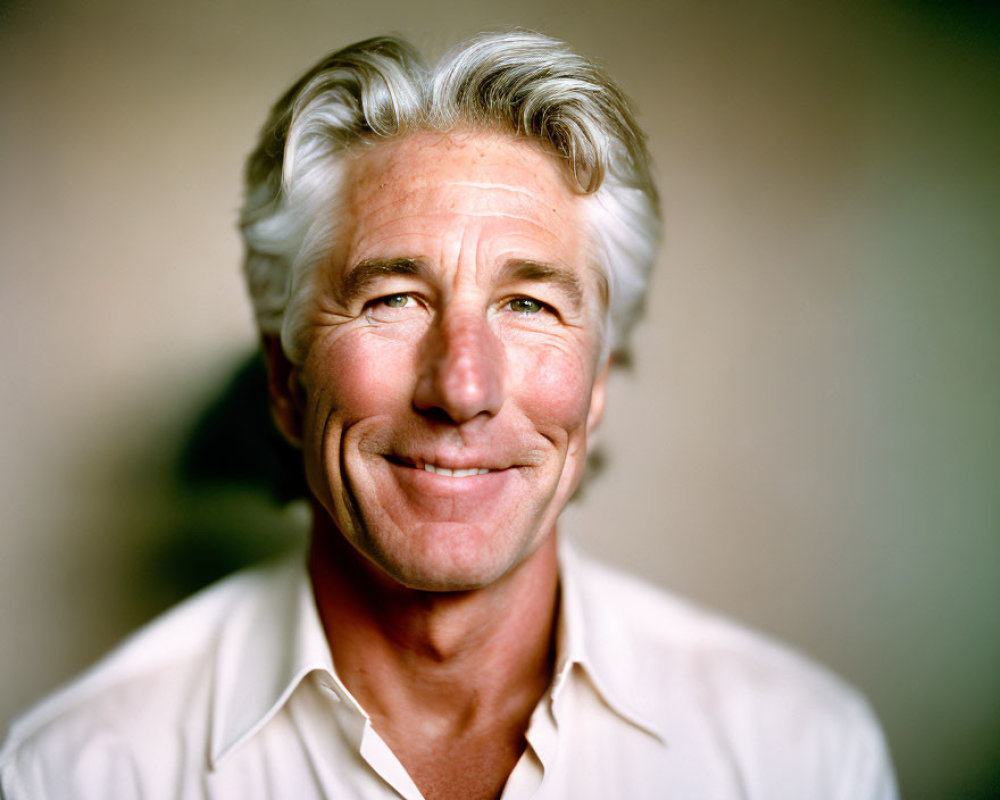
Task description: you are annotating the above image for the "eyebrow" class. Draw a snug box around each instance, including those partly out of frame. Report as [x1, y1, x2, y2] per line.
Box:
[499, 260, 584, 311]
[338, 257, 425, 303]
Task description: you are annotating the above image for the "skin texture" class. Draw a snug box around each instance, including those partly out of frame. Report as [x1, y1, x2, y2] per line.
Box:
[267, 129, 609, 800]
[273, 129, 609, 593]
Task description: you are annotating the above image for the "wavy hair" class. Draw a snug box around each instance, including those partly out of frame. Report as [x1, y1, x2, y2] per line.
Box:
[240, 31, 660, 364]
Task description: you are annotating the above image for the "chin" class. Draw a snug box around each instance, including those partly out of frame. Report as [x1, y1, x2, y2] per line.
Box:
[354, 518, 551, 593]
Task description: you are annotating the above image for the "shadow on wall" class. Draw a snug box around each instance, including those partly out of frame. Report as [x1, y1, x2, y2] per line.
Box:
[144, 352, 308, 606]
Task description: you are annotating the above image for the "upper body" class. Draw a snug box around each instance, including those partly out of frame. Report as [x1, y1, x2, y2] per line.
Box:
[2, 31, 898, 799]
[0, 543, 897, 800]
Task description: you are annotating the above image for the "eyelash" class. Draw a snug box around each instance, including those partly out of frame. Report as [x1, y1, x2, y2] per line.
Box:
[504, 296, 553, 316]
[375, 293, 419, 309]
[364, 293, 557, 319]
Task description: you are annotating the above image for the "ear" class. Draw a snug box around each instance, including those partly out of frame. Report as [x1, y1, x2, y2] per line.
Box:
[586, 358, 611, 436]
[264, 335, 304, 448]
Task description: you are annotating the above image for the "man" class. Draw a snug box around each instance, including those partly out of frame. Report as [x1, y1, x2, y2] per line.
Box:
[1, 32, 898, 799]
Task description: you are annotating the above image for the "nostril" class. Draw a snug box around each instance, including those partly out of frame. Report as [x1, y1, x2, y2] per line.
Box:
[414, 404, 461, 425]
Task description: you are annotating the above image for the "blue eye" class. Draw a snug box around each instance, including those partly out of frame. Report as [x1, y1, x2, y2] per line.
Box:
[508, 297, 544, 314]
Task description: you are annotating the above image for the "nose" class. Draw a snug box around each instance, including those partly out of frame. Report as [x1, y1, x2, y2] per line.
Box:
[413, 310, 504, 424]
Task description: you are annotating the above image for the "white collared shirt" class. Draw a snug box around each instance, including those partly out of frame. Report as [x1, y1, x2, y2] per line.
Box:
[0, 543, 898, 799]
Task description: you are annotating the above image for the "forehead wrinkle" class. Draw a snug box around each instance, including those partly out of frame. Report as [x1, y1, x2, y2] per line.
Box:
[445, 180, 567, 199]
[357, 210, 565, 243]
[352, 185, 566, 226]
[450, 211, 566, 226]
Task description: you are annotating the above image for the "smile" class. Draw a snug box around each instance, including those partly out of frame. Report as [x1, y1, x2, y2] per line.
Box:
[386, 454, 499, 477]
[422, 464, 492, 477]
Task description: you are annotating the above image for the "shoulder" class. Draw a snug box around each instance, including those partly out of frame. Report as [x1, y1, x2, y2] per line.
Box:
[570, 546, 864, 705]
[566, 547, 898, 799]
[0, 559, 291, 797]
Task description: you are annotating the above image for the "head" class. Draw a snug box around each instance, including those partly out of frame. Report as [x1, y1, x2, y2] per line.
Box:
[240, 32, 660, 591]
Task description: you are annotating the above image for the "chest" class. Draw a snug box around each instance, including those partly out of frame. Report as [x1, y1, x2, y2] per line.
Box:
[378, 724, 523, 800]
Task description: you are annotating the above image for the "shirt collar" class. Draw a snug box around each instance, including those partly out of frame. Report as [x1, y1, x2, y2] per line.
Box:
[210, 551, 336, 767]
[210, 539, 665, 767]
[555, 540, 667, 744]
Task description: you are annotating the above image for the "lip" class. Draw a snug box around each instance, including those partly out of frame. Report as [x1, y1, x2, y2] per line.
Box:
[420, 464, 492, 477]
[386, 453, 513, 474]
[385, 456, 515, 500]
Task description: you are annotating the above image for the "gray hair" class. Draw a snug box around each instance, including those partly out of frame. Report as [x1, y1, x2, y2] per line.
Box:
[240, 31, 660, 364]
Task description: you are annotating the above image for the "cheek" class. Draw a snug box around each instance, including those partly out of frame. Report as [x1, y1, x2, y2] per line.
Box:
[510, 340, 595, 430]
[305, 329, 418, 420]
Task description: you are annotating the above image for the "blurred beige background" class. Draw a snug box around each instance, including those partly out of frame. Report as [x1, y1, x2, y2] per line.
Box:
[2, 1, 998, 797]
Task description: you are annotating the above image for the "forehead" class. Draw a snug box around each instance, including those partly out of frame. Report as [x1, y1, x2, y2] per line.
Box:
[347, 129, 578, 207]
[339, 130, 588, 266]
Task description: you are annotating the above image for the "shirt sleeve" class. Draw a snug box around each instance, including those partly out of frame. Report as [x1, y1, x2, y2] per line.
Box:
[836, 697, 900, 800]
[1, 730, 147, 800]
[1, 761, 22, 800]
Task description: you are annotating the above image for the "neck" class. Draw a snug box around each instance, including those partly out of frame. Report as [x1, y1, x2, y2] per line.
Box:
[308, 509, 560, 733]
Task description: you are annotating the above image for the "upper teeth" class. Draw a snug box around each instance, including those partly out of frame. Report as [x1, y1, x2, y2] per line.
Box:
[423, 464, 490, 477]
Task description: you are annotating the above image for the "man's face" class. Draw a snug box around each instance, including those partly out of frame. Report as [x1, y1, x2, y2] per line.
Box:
[279, 130, 608, 591]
